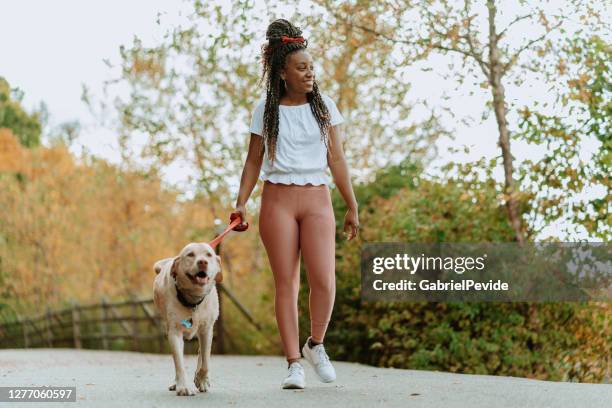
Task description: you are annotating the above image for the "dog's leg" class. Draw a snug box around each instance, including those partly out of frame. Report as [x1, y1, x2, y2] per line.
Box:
[163, 324, 178, 392]
[168, 330, 196, 396]
[194, 321, 214, 392]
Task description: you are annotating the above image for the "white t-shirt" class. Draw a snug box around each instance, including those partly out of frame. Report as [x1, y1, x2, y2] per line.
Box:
[249, 93, 345, 186]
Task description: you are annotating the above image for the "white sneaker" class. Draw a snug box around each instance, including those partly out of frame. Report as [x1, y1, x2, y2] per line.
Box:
[281, 362, 305, 389]
[302, 337, 336, 383]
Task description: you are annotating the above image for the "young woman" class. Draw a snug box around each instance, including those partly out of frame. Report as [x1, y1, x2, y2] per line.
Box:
[234, 18, 359, 389]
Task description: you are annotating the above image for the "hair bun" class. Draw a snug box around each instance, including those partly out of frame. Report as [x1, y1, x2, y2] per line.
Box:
[265, 18, 303, 42]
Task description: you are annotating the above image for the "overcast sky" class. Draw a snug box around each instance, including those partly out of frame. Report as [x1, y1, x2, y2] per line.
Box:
[0, 0, 606, 241]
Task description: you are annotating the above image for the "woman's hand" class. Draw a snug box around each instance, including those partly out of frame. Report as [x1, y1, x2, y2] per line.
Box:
[231, 204, 249, 231]
[343, 207, 359, 241]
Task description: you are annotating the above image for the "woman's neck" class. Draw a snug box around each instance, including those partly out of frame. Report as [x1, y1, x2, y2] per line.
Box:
[280, 91, 308, 106]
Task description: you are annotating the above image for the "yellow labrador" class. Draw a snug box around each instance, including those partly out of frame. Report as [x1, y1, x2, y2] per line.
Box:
[153, 242, 223, 396]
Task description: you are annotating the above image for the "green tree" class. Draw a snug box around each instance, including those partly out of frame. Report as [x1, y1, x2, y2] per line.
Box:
[318, 0, 608, 243]
[0, 77, 42, 148]
[517, 35, 611, 241]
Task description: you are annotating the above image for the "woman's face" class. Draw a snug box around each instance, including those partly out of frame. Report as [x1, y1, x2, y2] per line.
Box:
[280, 50, 315, 94]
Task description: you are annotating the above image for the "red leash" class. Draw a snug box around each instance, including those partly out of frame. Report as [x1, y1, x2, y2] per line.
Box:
[208, 212, 249, 249]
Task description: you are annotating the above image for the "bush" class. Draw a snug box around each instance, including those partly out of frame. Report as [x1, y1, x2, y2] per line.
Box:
[310, 158, 609, 382]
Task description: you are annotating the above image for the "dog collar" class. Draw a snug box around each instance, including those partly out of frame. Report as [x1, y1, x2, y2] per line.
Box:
[175, 283, 206, 311]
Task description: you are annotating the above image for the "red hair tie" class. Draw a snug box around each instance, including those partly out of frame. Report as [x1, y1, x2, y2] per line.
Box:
[280, 35, 305, 43]
[268, 36, 306, 54]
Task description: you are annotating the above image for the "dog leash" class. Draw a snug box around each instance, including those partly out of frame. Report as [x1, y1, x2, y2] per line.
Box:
[208, 212, 249, 249]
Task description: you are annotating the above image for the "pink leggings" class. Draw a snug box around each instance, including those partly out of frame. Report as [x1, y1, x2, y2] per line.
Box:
[258, 180, 336, 361]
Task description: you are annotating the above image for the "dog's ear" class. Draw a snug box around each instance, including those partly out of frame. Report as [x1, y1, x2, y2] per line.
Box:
[154, 257, 172, 275]
[215, 254, 223, 284]
[170, 256, 180, 279]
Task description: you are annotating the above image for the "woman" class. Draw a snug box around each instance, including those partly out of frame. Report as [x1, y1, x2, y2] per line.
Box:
[233, 18, 359, 390]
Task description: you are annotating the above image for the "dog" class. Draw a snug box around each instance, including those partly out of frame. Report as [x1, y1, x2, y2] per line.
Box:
[153, 242, 223, 396]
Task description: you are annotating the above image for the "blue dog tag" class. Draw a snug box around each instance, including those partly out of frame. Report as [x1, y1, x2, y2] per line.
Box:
[180, 318, 192, 329]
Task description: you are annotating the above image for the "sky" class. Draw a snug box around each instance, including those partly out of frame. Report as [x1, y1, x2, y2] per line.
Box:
[0, 0, 186, 160]
[0, 0, 606, 241]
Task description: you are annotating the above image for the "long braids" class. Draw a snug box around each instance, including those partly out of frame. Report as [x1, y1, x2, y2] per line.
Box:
[256, 19, 334, 165]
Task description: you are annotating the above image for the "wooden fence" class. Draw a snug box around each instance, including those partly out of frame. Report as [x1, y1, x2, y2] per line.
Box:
[0, 283, 263, 354]
[0, 226, 265, 354]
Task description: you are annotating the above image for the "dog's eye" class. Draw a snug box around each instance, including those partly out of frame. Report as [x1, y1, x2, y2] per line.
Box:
[187, 252, 195, 257]
[207, 253, 212, 257]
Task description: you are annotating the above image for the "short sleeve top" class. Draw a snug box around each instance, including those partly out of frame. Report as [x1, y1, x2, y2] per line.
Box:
[249, 93, 345, 186]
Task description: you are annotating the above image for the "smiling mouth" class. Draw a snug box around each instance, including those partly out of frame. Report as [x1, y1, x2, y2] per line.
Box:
[187, 271, 209, 286]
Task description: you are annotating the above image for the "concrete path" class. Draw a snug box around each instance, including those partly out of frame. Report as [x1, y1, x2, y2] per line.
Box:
[0, 349, 609, 407]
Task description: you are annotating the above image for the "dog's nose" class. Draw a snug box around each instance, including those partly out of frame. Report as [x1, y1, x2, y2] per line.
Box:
[197, 259, 208, 268]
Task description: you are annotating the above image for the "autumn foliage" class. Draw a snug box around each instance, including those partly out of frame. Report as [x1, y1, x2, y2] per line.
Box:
[0, 128, 273, 345]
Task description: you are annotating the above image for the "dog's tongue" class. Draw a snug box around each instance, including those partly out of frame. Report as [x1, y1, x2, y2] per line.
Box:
[195, 275, 209, 286]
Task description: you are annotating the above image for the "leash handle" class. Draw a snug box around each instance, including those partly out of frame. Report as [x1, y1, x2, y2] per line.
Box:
[208, 213, 249, 249]
[229, 211, 249, 231]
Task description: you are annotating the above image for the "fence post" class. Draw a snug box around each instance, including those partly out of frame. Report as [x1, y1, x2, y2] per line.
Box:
[25, 319, 31, 348]
[101, 297, 109, 350]
[17, 313, 28, 349]
[45, 307, 53, 347]
[158, 331, 165, 353]
[131, 295, 139, 351]
[71, 300, 82, 349]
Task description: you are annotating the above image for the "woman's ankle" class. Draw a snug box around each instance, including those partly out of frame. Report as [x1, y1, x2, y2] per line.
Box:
[287, 357, 300, 368]
[308, 337, 323, 348]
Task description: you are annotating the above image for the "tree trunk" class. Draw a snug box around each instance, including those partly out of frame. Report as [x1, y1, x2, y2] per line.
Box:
[487, 0, 525, 244]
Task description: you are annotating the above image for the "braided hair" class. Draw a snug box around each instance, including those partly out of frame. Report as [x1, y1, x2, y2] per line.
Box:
[256, 18, 334, 165]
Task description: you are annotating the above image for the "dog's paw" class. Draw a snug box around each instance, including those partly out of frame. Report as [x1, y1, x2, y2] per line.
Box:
[174, 382, 196, 396]
[194, 370, 210, 392]
[195, 378, 210, 393]
[168, 384, 176, 391]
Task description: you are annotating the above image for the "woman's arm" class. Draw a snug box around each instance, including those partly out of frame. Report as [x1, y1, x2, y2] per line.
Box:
[327, 124, 360, 240]
[234, 133, 265, 226]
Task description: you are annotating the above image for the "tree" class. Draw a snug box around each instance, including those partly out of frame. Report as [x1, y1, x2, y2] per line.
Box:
[0, 77, 42, 148]
[318, 0, 607, 243]
[517, 34, 610, 241]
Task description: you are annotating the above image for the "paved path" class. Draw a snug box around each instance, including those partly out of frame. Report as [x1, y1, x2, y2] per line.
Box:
[0, 349, 609, 407]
